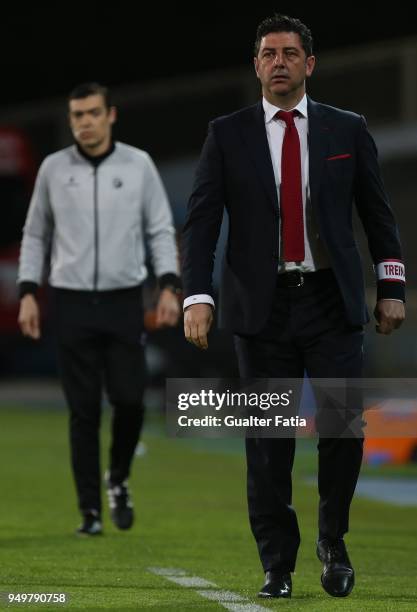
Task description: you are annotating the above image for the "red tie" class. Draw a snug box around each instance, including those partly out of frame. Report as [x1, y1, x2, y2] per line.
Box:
[277, 110, 305, 262]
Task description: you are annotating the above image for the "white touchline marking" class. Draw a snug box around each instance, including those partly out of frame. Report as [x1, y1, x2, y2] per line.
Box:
[222, 605, 269, 612]
[148, 567, 268, 610]
[163, 576, 217, 588]
[147, 567, 186, 576]
[197, 589, 245, 602]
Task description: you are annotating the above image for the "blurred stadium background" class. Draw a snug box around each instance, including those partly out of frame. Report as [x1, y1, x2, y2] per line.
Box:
[0, 8, 417, 609]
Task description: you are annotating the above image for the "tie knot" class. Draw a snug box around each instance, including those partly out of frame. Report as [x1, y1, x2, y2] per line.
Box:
[277, 110, 297, 126]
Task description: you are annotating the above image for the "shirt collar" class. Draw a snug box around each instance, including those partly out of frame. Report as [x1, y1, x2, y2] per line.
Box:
[263, 94, 308, 124]
[75, 140, 116, 167]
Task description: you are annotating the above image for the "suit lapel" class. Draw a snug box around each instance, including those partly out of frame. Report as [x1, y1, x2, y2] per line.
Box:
[308, 96, 331, 209]
[240, 101, 278, 210]
[239, 98, 331, 212]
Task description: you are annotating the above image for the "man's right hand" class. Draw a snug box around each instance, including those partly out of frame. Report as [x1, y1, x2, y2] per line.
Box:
[184, 303, 213, 350]
[18, 294, 41, 340]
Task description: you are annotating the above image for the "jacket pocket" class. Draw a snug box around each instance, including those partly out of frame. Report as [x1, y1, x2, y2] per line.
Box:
[326, 153, 352, 161]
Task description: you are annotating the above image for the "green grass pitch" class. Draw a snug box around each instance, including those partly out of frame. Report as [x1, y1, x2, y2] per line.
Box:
[0, 406, 416, 610]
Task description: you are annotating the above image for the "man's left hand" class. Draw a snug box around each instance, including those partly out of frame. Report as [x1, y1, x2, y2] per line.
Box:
[155, 288, 181, 328]
[374, 299, 405, 335]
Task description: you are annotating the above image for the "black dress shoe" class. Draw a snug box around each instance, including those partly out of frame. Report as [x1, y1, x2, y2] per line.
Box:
[105, 473, 134, 530]
[317, 539, 354, 597]
[258, 571, 292, 598]
[76, 510, 102, 536]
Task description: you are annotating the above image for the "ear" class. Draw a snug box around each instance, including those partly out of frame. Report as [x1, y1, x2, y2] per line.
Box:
[305, 55, 316, 78]
[109, 106, 117, 125]
[254, 56, 260, 79]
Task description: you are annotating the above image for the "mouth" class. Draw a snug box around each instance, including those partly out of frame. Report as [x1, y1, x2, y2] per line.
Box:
[271, 75, 289, 82]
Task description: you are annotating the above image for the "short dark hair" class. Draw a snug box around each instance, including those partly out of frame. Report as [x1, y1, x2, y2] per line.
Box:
[254, 14, 313, 58]
[68, 82, 111, 108]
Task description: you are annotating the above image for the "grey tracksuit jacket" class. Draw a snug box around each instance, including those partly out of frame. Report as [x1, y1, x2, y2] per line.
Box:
[18, 142, 178, 290]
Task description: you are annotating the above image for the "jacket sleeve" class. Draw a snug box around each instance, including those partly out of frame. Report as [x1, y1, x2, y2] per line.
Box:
[142, 154, 179, 278]
[18, 159, 54, 286]
[354, 116, 405, 301]
[181, 122, 225, 298]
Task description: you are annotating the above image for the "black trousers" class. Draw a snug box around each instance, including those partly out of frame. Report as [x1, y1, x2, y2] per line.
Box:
[234, 269, 364, 573]
[54, 286, 146, 514]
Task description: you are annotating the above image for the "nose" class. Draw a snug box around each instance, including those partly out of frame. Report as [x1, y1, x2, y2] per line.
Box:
[78, 114, 92, 128]
[273, 52, 285, 66]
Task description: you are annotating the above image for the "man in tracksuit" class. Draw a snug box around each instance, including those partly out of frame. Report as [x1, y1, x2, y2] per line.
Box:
[17, 82, 181, 535]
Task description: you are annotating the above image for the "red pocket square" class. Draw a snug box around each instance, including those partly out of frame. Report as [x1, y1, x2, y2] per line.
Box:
[326, 153, 352, 161]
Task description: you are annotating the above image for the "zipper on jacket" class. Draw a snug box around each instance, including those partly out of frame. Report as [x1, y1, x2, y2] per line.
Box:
[93, 167, 99, 291]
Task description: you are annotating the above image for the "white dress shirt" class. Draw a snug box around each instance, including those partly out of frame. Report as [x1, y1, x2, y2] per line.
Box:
[263, 94, 330, 273]
[183, 94, 331, 310]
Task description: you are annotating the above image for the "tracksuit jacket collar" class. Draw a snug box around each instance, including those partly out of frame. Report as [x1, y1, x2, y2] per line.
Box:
[76, 140, 116, 167]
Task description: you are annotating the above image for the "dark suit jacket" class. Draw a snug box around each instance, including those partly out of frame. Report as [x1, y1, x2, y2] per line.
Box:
[182, 96, 404, 335]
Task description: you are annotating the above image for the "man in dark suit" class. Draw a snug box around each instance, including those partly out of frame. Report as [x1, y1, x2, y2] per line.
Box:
[181, 14, 405, 599]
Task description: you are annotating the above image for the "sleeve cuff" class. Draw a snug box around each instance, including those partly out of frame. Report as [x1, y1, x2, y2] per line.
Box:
[374, 260, 405, 302]
[379, 299, 404, 303]
[158, 273, 182, 293]
[19, 281, 39, 299]
[183, 294, 215, 310]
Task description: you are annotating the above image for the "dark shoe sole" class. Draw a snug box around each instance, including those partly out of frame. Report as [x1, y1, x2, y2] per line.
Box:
[113, 522, 133, 530]
[111, 510, 134, 530]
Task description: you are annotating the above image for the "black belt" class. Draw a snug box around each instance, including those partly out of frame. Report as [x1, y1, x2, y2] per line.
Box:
[276, 268, 333, 288]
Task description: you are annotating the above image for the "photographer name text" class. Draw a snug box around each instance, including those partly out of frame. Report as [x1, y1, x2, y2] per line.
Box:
[177, 415, 306, 428]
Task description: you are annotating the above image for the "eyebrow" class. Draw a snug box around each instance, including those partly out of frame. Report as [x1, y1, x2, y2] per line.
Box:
[261, 46, 300, 53]
[71, 107, 102, 115]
